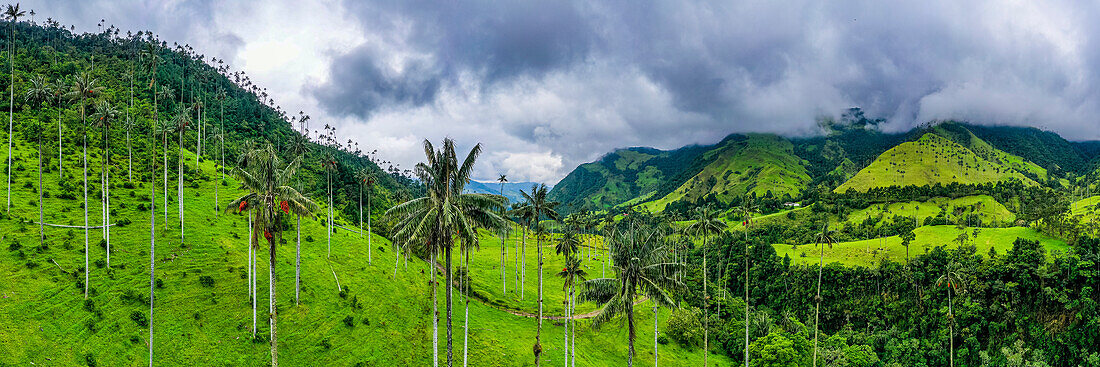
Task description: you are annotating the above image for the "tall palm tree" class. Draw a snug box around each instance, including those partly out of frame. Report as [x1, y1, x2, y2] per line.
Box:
[67, 70, 103, 299]
[513, 183, 560, 366]
[497, 173, 508, 293]
[811, 223, 835, 367]
[386, 138, 505, 367]
[3, 3, 24, 213]
[555, 231, 584, 367]
[683, 205, 726, 366]
[581, 221, 681, 367]
[225, 143, 319, 367]
[560, 256, 586, 367]
[937, 261, 965, 367]
[143, 55, 159, 367]
[91, 100, 119, 267]
[286, 134, 310, 304]
[356, 169, 375, 264]
[24, 74, 49, 250]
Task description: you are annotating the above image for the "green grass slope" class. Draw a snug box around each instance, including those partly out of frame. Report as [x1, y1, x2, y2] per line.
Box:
[548, 145, 709, 212]
[835, 133, 1036, 193]
[0, 137, 726, 365]
[643, 134, 811, 211]
[845, 195, 1016, 226]
[773, 225, 1069, 267]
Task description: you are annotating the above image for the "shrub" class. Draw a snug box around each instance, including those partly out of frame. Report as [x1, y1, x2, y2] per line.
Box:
[664, 308, 704, 348]
[343, 315, 355, 327]
[199, 275, 215, 287]
[130, 310, 148, 327]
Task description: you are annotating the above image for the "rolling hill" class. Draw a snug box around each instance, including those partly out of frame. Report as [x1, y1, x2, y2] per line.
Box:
[465, 180, 545, 204]
[834, 132, 1037, 193]
[548, 145, 709, 212]
[642, 134, 811, 212]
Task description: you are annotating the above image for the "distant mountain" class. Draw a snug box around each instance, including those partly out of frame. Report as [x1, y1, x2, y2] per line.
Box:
[641, 134, 811, 212]
[548, 145, 710, 212]
[465, 180, 547, 204]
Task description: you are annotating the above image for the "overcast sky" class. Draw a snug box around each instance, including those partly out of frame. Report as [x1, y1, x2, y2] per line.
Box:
[21, 0, 1100, 183]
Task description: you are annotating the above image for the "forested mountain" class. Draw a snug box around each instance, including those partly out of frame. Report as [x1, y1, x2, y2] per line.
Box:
[548, 144, 709, 212]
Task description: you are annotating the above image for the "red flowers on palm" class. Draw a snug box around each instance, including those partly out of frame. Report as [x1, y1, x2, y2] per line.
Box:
[238, 201, 248, 212]
[280, 200, 289, 214]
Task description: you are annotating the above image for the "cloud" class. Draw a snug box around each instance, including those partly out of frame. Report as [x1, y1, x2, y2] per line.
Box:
[26, 0, 1100, 184]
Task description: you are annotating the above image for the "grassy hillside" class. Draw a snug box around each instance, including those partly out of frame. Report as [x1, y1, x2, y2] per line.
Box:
[835, 133, 1036, 193]
[548, 145, 708, 212]
[932, 123, 1049, 181]
[845, 195, 1016, 226]
[642, 134, 811, 211]
[773, 225, 1068, 267]
[0, 136, 728, 365]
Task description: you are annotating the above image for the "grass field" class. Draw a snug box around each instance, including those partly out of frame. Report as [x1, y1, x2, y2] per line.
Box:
[0, 137, 730, 366]
[845, 195, 1015, 225]
[836, 133, 1036, 193]
[643, 134, 811, 212]
[773, 225, 1069, 267]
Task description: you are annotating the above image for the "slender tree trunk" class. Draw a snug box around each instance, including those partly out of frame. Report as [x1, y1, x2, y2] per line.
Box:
[627, 305, 635, 367]
[295, 215, 301, 305]
[367, 192, 372, 263]
[250, 211, 256, 337]
[6, 22, 13, 214]
[178, 130, 183, 244]
[38, 122, 43, 249]
[104, 125, 110, 268]
[327, 170, 331, 258]
[745, 240, 750, 367]
[948, 288, 954, 367]
[564, 285, 570, 367]
[521, 226, 526, 300]
[83, 104, 89, 299]
[446, 246, 454, 367]
[58, 97, 62, 179]
[813, 242, 824, 367]
[432, 256, 439, 367]
[162, 133, 167, 230]
[703, 236, 708, 367]
[535, 234, 544, 366]
[463, 247, 470, 367]
[269, 236, 279, 367]
[148, 99, 157, 367]
[571, 288, 576, 367]
[653, 304, 658, 367]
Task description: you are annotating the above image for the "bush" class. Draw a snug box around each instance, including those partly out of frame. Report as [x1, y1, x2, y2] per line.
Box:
[664, 308, 704, 348]
[343, 315, 355, 327]
[657, 335, 669, 345]
[199, 275, 215, 287]
[83, 299, 96, 312]
[156, 278, 164, 289]
[320, 338, 332, 350]
[84, 352, 97, 367]
[130, 310, 148, 327]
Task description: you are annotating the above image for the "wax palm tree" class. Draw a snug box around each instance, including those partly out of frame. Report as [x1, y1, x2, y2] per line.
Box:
[286, 133, 310, 304]
[225, 143, 318, 367]
[811, 223, 836, 367]
[4, 2, 24, 213]
[123, 115, 136, 182]
[581, 222, 681, 367]
[513, 183, 560, 366]
[386, 138, 506, 367]
[683, 205, 726, 365]
[24, 74, 49, 250]
[356, 169, 375, 264]
[556, 248, 586, 367]
[143, 57, 160, 367]
[937, 261, 965, 367]
[497, 173, 508, 293]
[67, 70, 103, 299]
[91, 100, 119, 267]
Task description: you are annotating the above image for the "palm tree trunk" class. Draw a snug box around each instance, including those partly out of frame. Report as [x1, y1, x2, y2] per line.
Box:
[295, 215, 301, 305]
[703, 236, 708, 367]
[148, 112, 157, 367]
[521, 226, 526, 300]
[250, 211, 256, 337]
[83, 105, 89, 299]
[6, 22, 13, 214]
[104, 125, 110, 268]
[653, 304, 659, 367]
[367, 192, 372, 264]
[432, 255, 439, 367]
[627, 303, 635, 367]
[948, 288, 954, 367]
[571, 288, 576, 367]
[178, 130, 183, 244]
[38, 122, 43, 250]
[812, 242, 824, 367]
[446, 246, 454, 367]
[564, 286, 570, 367]
[744, 240, 750, 367]
[326, 171, 331, 258]
[269, 237, 279, 367]
[162, 133, 167, 230]
[57, 99, 62, 179]
[462, 248, 470, 367]
[535, 235, 544, 367]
